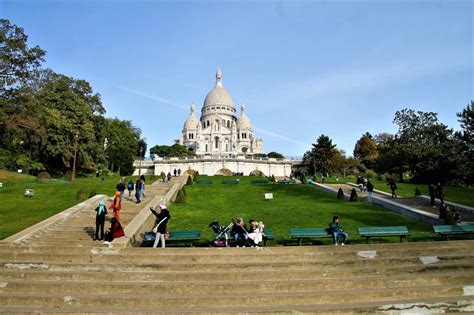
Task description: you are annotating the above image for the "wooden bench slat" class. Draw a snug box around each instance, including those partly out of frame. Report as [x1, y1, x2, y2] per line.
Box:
[290, 228, 332, 245]
[433, 225, 474, 240]
[358, 226, 409, 243]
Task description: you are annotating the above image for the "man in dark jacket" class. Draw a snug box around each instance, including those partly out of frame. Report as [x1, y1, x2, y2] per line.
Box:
[366, 180, 374, 202]
[329, 216, 349, 245]
[387, 179, 397, 199]
[135, 177, 143, 203]
[428, 184, 436, 207]
[116, 179, 126, 200]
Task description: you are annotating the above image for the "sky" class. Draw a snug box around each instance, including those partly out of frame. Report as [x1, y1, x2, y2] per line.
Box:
[2, 0, 473, 157]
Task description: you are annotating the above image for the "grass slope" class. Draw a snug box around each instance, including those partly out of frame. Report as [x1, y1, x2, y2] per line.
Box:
[169, 176, 434, 245]
[0, 172, 125, 240]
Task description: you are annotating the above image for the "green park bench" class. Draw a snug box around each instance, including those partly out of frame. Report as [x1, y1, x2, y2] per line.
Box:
[290, 228, 332, 246]
[195, 179, 213, 184]
[251, 179, 269, 184]
[143, 230, 201, 247]
[433, 224, 474, 240]
[358, 226, 409, 243]
[263, 229, 274, 246]
[278, 179, 296, 184]
[221, 179, 239, 184]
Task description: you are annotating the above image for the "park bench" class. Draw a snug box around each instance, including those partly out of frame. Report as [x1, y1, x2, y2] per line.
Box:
[195, 179, 213, 184]
[251, 179, 269, 184]
[290, 228, 332, 246]
[263, 229, 274, 246]
[143, 230, 201, 247]
[433, 224, 474, 240]
[221, 179, 239, 184]
[278, 179, 296, 184]
[358, 226, 409, 243]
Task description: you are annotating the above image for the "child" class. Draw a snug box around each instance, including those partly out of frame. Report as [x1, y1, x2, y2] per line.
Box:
[247, 219, 264, 246]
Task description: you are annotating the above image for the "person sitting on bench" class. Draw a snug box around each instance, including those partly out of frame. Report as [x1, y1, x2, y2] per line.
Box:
[247, 219, 264, 246]
[232, 218, 249, 247]
[329, 216, 349, 246]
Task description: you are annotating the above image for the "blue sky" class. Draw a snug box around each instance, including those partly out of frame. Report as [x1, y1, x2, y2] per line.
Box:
[2, 0, 472, 157]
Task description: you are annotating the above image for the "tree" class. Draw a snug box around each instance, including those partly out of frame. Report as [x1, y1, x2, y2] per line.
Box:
[353, 132, 378, 168]
[0, 19, 46, 97]
[455, 101, 474, 184]
[149, 143, 193, 157]
[267, 151, 284, 159]
[304, 134, 336, 176]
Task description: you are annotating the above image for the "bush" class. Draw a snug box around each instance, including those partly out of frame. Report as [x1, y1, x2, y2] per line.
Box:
[36, 172, 51, 183]
[181, 186, 187, 196]
[186, 176, 193, 185]
[76, 188, 86, 200]
[301, 176, 307, 184]
[365, 169, 377, 179]
[415, 186, 421, 196]
[149, 175, 157, 181]
[175, 188, 186, 203]
[193, 171, 199, 181]
[376, 174, 386, 182]
[349, 188, 358, 202]
[384, 172, 393, 182]
[337, 188, 345, 200]
[270, 174, 276, 183]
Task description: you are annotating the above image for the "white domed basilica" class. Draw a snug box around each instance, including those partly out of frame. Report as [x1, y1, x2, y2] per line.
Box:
[179, 69, 263, 156]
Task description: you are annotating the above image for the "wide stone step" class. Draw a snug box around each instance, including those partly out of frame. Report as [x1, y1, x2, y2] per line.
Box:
[1, 262, 472, 283]
[0, 284, 469, 308]
[1, 295, 473, 314]
[1, 273, 472, 296]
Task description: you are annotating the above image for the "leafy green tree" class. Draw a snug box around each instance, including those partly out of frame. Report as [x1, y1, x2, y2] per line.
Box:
[149, 143, 194, 157]
[455, 101, 474, 184]
[267, 151, 284, 159]
[353, 132, 378, 168]
[304, 134, 336, 176]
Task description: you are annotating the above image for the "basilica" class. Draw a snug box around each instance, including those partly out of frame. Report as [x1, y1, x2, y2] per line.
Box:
[178, 69, 263, 156]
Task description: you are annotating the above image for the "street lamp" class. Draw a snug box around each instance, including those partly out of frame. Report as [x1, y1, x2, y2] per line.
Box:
[138, 146, 145, 176]
[71, 131, 79, 181]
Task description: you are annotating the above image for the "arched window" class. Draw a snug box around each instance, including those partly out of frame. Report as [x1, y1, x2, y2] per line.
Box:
[205, 144, 208, 152]
[214, 137, 219, 149]
[227, 120, 230, 128]
[207, 121, 210, 127]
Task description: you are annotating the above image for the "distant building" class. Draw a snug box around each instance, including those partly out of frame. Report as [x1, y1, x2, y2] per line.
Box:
[179, 69, 263, 156]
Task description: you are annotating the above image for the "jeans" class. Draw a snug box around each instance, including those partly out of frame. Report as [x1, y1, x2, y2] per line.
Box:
[333, 232, 348, 244]
[234, 233, 248, 246]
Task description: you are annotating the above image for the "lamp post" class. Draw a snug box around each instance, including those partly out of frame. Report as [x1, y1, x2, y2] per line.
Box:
[71, 131, 79, 182]
[138, 146, 145, 176]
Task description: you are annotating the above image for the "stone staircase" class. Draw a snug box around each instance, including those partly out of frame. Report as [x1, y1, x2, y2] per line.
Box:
[0, 240, 473, 313]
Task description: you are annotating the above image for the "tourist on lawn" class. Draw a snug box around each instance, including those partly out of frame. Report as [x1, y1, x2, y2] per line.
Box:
[109, 191, 122, 221]
[103, 217, 124, 245]
[387, 179, 397, 199]
[150, 205, 171, 248]
[140, 175, 146, 198]
[116, 179, 126, 201]
[435, 182, 444, 203]
[329, 216, 349, 246]
[366, 180, 374, 202]
[232, 218, 249, 247]
[94, 200, 107, 241]
[428, 183, 436, 207]
[127, 180, 134, 198]
[135, 177, 143, 203]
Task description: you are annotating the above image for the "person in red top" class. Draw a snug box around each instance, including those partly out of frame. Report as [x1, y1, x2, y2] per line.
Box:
[109, 191, 122, 221]
[103, 217, 124, 245]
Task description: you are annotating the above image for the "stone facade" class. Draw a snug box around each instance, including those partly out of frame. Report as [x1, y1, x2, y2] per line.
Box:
[178, 69, 263, 157]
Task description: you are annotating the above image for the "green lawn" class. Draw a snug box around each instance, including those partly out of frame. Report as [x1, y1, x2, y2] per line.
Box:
[322, 176, 474, 207]
[169, 176, 435, 245]
[0, 173, 128, 240]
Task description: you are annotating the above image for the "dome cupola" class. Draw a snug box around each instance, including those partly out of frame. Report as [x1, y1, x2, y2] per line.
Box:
[201, 69, 236, 117]
[183, 103, 199, 130]
[237, 104, 253, 130]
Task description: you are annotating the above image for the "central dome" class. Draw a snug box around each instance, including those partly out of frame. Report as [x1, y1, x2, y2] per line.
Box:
[202, 69, 235, 111]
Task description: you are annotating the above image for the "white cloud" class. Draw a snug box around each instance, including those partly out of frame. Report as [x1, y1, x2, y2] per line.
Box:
[112, 84, 188, 111]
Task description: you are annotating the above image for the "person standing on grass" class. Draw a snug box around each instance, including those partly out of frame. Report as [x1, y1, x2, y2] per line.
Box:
[366, 180, 374, 203]
[135, 177, 143, 203]
[150, 205, 171, 248]
[127, 180, 134, 198]
[428, 183, 436, 207]
[109, 191, 122, 222]
[435, 182, 444, 203]
[329, 216, 349, 246]
[387, 179, 397, 199]
[116, 179, 126, 201]
[94, 200, 107, 241]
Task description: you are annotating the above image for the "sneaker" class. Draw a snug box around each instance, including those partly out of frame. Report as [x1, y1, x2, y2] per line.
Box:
[103, 241, 110, 245]
[341, 243, 345, 246]
[335, 243, 339, 246]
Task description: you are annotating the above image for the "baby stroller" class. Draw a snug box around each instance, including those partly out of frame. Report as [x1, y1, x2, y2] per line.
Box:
[209, 220, 234, 247]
